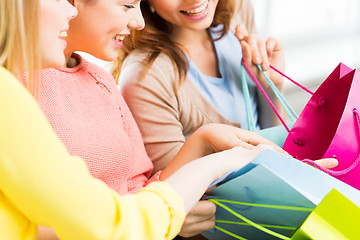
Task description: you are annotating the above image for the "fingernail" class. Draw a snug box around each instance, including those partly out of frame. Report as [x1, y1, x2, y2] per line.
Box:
[209, 228, 217, 233]
[255, 56, 261, 64]
[329, 158, 339, 167]
[262, 63, 268, 70]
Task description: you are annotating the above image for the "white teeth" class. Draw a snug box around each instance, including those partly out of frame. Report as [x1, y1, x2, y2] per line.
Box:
[59, 31, 67, 38]
[114, 34, 125, 41]
[181, 1, 208, 16]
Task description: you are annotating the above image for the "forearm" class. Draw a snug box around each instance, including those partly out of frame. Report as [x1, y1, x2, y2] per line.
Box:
[163, 146, 265, 213]
[147, 141, 185, 174]
[160, 126, 217, 179]
[163, 153, 226, 213]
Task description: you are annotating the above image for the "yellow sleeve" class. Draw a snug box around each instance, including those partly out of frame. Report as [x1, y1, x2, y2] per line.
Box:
[0, 66, 185, 240]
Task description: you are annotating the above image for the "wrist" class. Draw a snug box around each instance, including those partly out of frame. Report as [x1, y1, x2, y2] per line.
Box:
[191, 124, 215, 155]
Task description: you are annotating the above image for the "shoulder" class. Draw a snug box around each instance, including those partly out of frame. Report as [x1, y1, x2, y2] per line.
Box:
[0, 66, 38, 111]
[0, 67, 24, 93]
[120, 50, 178, 90]
[230, 0, 256, 33]
[0, 66, 16, 82]
[82, 57, 114, 81]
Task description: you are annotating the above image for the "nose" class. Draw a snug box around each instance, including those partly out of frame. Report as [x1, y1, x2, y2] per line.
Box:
[65, 0, 78, 20]
[128, 7, 145, 31]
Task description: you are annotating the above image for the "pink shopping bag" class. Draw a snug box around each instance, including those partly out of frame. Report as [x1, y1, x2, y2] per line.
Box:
[242, 61, 360, 190]
[282, 63, 360, 190]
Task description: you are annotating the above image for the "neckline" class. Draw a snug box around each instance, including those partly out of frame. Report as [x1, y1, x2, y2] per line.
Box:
[58, 53, 85, 73]
[188, 30, 225, 81]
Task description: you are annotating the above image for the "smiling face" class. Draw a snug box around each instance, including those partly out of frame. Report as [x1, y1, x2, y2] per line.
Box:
[39, 0, 77, 68]
[66, 0, 145, 61]
[148, 0, 218, 34]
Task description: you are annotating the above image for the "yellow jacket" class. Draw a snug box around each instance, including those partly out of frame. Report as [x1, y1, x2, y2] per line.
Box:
[0, 66, 185, 240]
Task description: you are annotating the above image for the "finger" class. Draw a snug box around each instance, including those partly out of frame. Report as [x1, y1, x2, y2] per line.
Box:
[257, 39, 269, 71]
[236, 140, 256, 150]
[179, 217, 216, 237]
[231, 144, 266, 168]
[265, 37, 277, 58]
[235, 24, 249, 41]
[188, 200, 216, 217]
[240, 40, 252, 63]
[236, 130, 285, 154]
[266, 37, 283, 56]
[244, 36, 261, 65]
[313, 158, 338, 169]
[250, 139, 285, 154]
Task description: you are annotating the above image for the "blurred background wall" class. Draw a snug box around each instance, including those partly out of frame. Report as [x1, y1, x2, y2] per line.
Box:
[252, 0, 360, 113]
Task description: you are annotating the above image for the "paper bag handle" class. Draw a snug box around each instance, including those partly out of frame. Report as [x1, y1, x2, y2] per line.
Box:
[301, 108, 360, 176]
[241, 61, 314, 132]
[241, 61, 295, 132]
[208, 198, 312, 239]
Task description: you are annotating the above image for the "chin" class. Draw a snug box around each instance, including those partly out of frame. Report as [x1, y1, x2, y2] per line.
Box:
[43, 58, 66, 69]
[99, 52, 117, 62]
[88, 48, 115, 62]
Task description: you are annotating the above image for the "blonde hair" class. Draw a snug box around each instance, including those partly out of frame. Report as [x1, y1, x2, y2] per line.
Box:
[0, 0, 41, 94]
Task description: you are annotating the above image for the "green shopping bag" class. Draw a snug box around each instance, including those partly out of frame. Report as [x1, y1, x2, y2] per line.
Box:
[291, 189, 360, 240]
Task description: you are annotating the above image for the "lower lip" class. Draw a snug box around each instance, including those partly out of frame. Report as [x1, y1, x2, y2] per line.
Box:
[113, 39, 123, 49]
[181, 1, 210, 20]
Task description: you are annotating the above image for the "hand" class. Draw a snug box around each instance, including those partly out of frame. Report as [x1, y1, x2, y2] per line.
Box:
[236, 25, 285, 88]
[195, 123, 285, 156]
[234, 24, 249, 41]
[178, 200, 216, 238]
[163, 145, 268, 213]
[161, 125, 279, 179]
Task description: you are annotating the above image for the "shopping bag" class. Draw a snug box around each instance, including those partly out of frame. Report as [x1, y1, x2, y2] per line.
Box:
[282, 63, 360, 190]
[202, 149, 360, 240]
[242, 61, 360, 190]
[291, 189, 360, 240]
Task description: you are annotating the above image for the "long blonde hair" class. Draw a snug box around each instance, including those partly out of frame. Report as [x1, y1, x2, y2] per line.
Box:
[0, 0, 41, 94]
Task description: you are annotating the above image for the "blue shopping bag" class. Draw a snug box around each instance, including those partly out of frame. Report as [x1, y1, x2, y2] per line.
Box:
[203, 149, 360, 240]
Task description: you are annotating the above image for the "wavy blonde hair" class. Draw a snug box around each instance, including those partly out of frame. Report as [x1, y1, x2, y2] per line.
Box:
[112, 0, 235, 84]
[0, 0, 40, 95]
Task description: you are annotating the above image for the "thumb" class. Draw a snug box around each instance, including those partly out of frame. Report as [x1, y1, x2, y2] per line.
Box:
[313, 158, 338, 169]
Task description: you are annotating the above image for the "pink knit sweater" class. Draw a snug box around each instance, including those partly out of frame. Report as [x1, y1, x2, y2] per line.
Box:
[38, 54, 159, 194]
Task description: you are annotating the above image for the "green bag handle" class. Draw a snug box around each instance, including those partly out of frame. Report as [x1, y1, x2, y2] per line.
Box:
[240, 61, 298, 131]
[208, 198, 313, 240]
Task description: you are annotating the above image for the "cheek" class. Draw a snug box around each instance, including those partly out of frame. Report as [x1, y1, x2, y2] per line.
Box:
[39, 24, 53, 53]
[152, 0, 178, 14]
